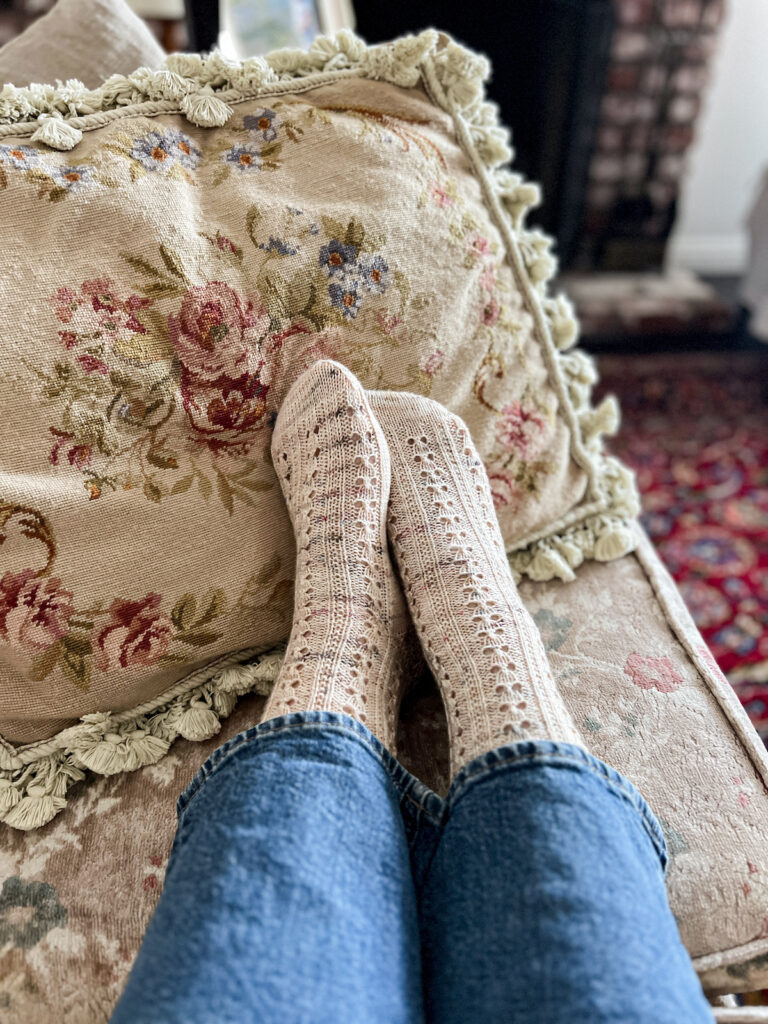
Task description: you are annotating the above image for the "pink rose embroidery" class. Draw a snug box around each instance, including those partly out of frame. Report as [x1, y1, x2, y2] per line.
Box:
[421, 349, 445, 378]
[479, 265, 496, 292]
[81, 278, 150, 334]
[170, 282, 274, 449]
[495, 401, 546, 459]
[181, 378, 269, 450]
[469, 234, 491, 257]
[375, 311, 404, 336]
[0, 570, 74, 654]
[487, 471, 521, 511]
[482, 299, 501, 326]
[624, 652, 683, 693]
[76, 353, 110, 376]
[169, 282, 269, 384]
[49, 428, 93, 470]
[95, 594, 175, 670]
[430, 183, 454, 208]
[51, 277, 150, 348]
[51, 285, 80, 323]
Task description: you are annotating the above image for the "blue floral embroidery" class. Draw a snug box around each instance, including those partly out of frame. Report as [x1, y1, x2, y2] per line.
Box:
[243, 108, 281, 143]
[359, 255, 391, 294]
[0, 877, 67, 950]
[319, 239, 357, 277]
[259, 236, 298, 255]
[0, 143, 41, 169]
[224, 143, 262, 172]
[130, 129, 201, 172]
[532, 608, 572, 652]
[329, 280, 362, 319]
[50, 164, 95, 192]
[170, 130, 202, 170]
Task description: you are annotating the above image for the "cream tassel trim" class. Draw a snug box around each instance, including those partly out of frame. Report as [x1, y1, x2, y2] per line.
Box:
[0, 28, 642, 828]
[0, 647, 284, 831]
[29, 112, 83, 150]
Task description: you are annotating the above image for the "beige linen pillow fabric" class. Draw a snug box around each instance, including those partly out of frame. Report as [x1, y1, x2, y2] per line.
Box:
[0, 0, 166, 88]
[0, 30, 639, 829]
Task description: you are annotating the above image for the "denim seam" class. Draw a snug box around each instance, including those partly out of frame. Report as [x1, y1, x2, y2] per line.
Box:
[449, 750, 667, 869]
[177, 715, 444, 828]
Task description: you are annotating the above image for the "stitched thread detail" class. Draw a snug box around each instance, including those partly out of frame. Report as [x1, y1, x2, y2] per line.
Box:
[447, 743, 668, 871]
[177, 711, 445, 827]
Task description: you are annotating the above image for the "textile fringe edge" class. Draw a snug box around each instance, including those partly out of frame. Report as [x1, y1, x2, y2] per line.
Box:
[0, 28, 640, 829]
[0, 648, 285, 830]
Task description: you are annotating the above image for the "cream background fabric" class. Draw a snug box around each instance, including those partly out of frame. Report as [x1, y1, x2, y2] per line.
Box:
[0, 0, 165, 88]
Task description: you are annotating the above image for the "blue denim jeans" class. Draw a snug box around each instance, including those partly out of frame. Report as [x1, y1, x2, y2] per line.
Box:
[110, 711, 713, 1024]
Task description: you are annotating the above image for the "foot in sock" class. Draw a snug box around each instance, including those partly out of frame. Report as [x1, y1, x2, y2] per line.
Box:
[263, 361, 407, 753]
[369, 390, 582, 776]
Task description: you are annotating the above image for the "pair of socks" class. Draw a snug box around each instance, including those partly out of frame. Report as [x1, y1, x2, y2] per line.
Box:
[263, 361, 580, 776]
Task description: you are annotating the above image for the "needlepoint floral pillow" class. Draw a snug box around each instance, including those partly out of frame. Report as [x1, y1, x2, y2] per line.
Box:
[0, 29, 639, 829]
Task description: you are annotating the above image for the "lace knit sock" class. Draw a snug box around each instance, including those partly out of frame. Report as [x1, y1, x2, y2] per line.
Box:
[369, 391, 582, 776]
[263, 361, 406, 753]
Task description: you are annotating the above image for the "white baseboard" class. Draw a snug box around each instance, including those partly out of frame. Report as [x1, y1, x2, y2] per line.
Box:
[666, 233, 748, 276]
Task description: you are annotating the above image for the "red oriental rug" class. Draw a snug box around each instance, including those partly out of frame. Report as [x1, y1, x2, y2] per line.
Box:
[595, 351, 768, 741]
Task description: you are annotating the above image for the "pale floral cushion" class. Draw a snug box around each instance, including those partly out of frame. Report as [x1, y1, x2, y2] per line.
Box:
[0, 31, 639, 827]
[0, 0, 166, 89]
[1, 526, 767, 1022]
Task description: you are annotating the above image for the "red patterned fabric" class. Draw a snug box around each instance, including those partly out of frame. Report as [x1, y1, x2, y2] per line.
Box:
[596, 352, 768, 739]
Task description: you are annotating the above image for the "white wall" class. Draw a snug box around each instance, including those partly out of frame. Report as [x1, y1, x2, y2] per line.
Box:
[667, 0, 768, 276]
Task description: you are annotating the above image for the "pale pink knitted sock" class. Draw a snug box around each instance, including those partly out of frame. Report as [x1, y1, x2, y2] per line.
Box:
[263, 361, 406, 752]
[370, 390, 582, 776]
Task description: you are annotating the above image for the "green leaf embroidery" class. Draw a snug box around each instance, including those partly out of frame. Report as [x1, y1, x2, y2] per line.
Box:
[245, 203, 263, 246]
[170, 475, 194, 494]
[215, 471, 234, 516]
[254, 552, 281, 586]
[321, 216, 346, 240]
[60, 633, 93, 692]
[194, 588, 227, 627]
[171, 593, 197, 631]
[176, 631, 223, 647]
[344, 218, 366, 249]
[146, 448, 179, 470]
[236, 477, 274, 492]
[143, 479, 162, 503]
[159, 243, 188, 282]
[29, 640, 63, 682]
[212, 165, 230, 187]
[197, 473, 213, 500]
[122, 254, 163, 279]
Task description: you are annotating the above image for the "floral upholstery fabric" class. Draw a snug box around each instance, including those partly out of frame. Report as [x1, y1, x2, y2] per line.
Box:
[1, 528, 767, 1021]
[0, 32, 638, 831]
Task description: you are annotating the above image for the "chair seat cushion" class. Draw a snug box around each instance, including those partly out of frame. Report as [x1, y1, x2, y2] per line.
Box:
[1, 524, 767, 1021]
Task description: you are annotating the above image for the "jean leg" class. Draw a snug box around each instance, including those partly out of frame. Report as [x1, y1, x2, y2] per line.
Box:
[110, 712, 426, 1024]
[418, 740, 714, 1024]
